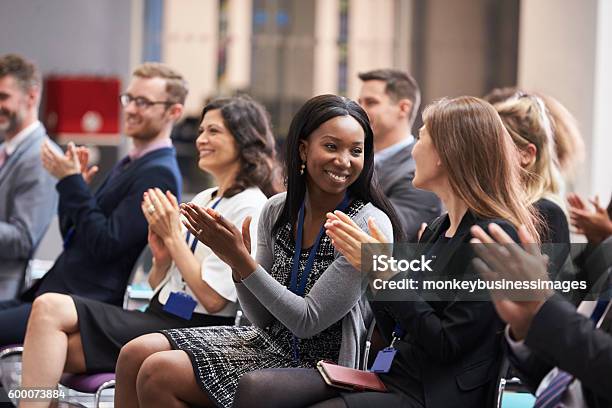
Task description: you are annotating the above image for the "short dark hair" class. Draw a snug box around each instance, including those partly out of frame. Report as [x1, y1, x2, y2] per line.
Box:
[133, 62, 188, 105]
[358, 69, 421, 126]
[0, 54, 41, 92]
[201, 95, 282, 198]
[273, 94, 404, 241]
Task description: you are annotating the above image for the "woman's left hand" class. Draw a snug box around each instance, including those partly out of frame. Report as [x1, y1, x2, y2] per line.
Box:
[180, 203, 257, 278]
[141, 188, 182, 242]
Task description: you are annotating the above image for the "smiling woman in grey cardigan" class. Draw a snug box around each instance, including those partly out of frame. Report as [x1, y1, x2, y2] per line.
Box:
[113, 94, 402, 408]
[235, 191, 392, 367]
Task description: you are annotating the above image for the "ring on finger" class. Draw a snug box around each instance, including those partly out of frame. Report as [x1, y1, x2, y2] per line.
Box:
[147, 205, 156, 214]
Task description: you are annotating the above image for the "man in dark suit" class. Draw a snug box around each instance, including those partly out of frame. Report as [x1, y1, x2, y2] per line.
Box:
[0, 54, 58, 300]
[472, 224, 612, 407]
[0, 62, 186, 344]
[358, 69, 441, 241]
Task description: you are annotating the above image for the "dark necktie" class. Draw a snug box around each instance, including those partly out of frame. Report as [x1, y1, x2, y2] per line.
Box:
[107, 155, 131, 181]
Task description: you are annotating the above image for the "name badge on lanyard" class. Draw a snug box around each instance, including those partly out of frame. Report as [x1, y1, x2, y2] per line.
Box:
[370, 324, 405, 373]
[163, 195, 223, 320]
[163, 292, 197, 320]
[289, 193, 350, 362]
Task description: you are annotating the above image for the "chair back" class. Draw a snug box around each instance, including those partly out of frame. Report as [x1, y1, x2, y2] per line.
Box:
[123, 245, 153, 309]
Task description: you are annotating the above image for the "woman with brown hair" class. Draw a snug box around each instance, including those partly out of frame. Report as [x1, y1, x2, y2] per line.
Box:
[231, 96, 539, 408]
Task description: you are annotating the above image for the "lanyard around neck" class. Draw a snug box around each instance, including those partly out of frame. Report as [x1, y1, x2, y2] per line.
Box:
[289, 193, 350, 297]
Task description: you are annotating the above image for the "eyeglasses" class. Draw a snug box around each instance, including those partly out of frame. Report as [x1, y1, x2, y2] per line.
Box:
[119, 93, 173, 109]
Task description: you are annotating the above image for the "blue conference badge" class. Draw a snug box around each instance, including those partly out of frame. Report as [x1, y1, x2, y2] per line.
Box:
[163, 292, 197, 320]
[369, 348, 398, 373]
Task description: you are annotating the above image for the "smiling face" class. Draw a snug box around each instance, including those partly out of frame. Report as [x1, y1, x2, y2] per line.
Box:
[196, 108, 239, 176]
[299, 115, 365, 197]
[122, 76, 173, 140]
[412, 125, 444, 191]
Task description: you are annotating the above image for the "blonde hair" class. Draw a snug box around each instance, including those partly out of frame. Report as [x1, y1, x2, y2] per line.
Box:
[494, 94, 565, 210]
[537, 93, 585, 181]
[132, 62, 188, 105]
[423, 96, 540, 243]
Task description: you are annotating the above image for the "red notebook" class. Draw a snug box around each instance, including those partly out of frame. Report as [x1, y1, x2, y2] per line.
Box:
[317, 361, 388, 392]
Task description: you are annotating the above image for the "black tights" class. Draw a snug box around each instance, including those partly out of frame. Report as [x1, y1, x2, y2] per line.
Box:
[232, 368, 347, 408]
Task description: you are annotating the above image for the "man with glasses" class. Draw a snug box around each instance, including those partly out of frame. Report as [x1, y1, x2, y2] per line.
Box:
[0, 63, 185, 345]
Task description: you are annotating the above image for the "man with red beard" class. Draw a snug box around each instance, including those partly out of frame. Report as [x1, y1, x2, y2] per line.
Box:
[0, 54, 58, 300]
[0, 62, 185, 344]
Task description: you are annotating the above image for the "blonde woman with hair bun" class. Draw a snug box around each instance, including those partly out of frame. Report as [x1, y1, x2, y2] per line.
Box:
[494, 93, 571, 279]
[483, 88, 585, 188]
[494, 93, 570, 245]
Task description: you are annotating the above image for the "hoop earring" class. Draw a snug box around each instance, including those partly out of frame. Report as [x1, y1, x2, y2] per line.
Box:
[299, 162, 306, 176]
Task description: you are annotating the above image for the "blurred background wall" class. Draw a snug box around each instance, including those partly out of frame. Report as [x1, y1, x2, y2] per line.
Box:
[0, 0, 610, 200]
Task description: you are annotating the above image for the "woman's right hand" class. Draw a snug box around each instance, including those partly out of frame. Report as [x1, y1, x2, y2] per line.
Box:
[148, 227, 172, 268]
[324, 210, 389, 271]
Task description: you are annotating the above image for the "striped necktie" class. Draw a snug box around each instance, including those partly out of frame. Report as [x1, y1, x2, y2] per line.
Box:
[533, 370, 573, 408]
[534, 288, 611, 408]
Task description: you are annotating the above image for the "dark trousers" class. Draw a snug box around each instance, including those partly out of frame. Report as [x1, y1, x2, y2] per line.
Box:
[0, 299, 32, 345]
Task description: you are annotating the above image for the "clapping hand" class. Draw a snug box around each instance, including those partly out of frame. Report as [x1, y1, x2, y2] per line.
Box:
[41, 141, 81, 180]
[471, 223, 552, 341]
[180, 203, 256, 278]
[141, 188, 182, 242]
[324, 211, 391, 285]
[568, 193, 612, 244]
[147, 227, 172, 267]
[75, 146, 99, 184]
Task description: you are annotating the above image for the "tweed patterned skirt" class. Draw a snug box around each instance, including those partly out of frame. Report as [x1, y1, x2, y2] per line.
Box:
[160, 325, 314, 408]
[160, 200, 365, 407]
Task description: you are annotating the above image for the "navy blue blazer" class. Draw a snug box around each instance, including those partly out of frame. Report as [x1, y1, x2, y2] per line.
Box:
[24, 147, 182, 306]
